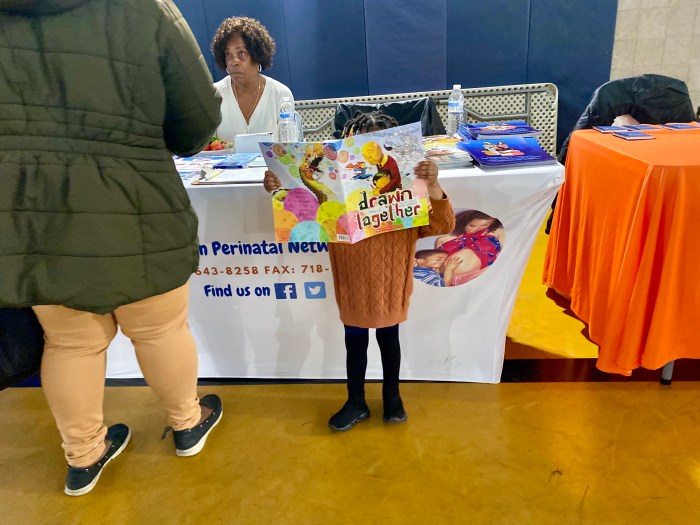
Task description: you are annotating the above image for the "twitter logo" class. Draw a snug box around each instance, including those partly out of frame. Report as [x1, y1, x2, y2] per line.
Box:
[304, 281, 327, 299]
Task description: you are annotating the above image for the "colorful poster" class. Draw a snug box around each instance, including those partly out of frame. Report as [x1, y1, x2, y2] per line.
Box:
[260, 122, 429, 244]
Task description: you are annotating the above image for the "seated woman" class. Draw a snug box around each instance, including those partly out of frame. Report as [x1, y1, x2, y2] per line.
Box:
[434, 210, 504, 286]
[211, 17, 294, 142]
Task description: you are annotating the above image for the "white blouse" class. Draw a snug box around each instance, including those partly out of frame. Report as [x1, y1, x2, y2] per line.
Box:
[213, 74, 294, 143]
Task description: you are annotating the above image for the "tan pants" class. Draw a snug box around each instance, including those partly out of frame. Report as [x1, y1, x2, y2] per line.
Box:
[33, 284, 201, 467]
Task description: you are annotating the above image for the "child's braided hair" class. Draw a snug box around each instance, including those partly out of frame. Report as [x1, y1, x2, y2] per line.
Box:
[341, 111, 399, 138]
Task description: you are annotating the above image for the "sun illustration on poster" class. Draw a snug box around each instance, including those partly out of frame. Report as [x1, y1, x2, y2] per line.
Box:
[412, 209, 505, 287]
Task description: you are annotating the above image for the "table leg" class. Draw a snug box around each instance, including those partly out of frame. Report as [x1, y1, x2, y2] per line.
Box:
[660, 361, 675, 385]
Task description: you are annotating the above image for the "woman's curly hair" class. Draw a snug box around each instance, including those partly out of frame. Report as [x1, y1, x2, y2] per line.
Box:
[211, 17, 276, 72]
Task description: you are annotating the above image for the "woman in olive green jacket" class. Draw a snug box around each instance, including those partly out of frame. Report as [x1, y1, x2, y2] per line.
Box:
[1, 0, 224, 496]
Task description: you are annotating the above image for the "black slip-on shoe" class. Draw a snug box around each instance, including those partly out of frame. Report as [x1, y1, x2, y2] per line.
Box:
[173, 394, 223, 457]
[328, 401, 370, 432]
[383, 396, 408, 423]
[64, 423, 131, 496]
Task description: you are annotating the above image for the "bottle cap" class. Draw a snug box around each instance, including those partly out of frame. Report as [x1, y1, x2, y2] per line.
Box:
[453, 84, 461, 90]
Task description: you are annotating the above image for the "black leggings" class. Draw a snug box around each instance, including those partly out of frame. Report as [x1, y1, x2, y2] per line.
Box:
[344, 324, 401, 402]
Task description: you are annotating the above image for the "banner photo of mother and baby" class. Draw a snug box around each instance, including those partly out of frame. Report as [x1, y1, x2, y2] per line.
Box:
[413, 208, 503, 287]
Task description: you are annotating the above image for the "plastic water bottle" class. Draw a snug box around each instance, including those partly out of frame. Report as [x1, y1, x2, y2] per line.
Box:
[446, 84, 464, 137]
[278, 97, 298, 142]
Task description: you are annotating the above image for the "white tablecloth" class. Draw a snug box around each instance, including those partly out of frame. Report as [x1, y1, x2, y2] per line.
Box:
[106, 163, 563, 383]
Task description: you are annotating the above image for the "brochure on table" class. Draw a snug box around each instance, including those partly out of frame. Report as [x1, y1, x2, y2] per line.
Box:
[174, 153, 267, 184]
[457, 136, 557, 168]
[423, 135, 473, 169]
[459, 121, 542, 140]
[612, 130, 656, 141]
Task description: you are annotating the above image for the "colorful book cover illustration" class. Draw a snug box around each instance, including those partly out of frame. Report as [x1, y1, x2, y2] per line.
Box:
[456, 136, 557, 168]
[260, 122, 429, 244]
[459, 121, 542, 140]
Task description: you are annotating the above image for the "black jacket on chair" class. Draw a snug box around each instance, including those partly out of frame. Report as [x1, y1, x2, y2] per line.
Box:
[332, 97, 446, 138]
[546, 74, 696, 234]
[558, 74, 696, 164]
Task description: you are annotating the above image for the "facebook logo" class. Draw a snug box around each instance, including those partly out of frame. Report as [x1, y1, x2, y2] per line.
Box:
[274, 283, 297, 299]
[304, 282, 327, 299]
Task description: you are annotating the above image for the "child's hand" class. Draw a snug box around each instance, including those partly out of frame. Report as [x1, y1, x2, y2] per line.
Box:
[414, 160, 438, 187]
[443, 254, 462, 288]
[445, 256, 462, 269]
[263, 170, 281, 193]
[414, 160, 445, 200]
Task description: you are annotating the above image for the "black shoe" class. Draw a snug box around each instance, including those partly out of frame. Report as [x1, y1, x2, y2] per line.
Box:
[173, 394, 223, 457]
[383, 396, 407, 423]
[64, 423, 131, 496]
[328, 401, 370, 432]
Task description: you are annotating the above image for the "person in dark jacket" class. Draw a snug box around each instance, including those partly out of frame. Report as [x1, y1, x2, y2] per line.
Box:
[546, 74, 696, 234]
[557, 74, 696, 165]
[0, 0, 223, 496]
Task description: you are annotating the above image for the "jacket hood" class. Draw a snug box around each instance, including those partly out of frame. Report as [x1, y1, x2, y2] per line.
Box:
[0, 0, 91, 14]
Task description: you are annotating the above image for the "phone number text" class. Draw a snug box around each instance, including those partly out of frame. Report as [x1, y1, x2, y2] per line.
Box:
[194, 265, 329, 276]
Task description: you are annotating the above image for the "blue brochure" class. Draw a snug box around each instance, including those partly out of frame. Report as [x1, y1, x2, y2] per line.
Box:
[612, 131, 655, 140]
[662, 122, 700, 130]
[457, 137, 556, 168]
[625, 124, 663, 131]
[592, 126, 628, 133]
[212, 153, 260, 169]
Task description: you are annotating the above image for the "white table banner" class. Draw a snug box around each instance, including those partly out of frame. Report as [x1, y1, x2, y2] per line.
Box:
[106, 164, 563, 383]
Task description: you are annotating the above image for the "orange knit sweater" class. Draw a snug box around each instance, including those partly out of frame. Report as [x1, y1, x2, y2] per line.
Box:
[328, 197, 455, 328]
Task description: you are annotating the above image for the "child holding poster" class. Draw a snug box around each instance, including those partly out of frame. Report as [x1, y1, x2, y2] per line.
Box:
[263, 112, 455, 431]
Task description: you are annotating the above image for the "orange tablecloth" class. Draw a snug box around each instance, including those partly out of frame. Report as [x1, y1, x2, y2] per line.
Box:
[544, 128, 700, 375]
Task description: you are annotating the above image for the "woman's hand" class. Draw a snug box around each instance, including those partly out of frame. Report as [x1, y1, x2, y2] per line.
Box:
[414, 160, 445, 200]
[263, 170, 281, 193]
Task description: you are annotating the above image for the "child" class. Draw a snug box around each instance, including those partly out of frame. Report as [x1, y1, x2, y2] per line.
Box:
[263, 112, 455, 431]
[413, 249, 449, 287]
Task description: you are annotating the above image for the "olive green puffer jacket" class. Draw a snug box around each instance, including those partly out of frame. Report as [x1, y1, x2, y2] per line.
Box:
[0, 0, 221, 313]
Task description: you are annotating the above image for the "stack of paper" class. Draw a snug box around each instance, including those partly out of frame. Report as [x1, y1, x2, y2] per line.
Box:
[458, 121, 542, 141]
[457, 136, 557, 169]
[422, 135, 473, 169]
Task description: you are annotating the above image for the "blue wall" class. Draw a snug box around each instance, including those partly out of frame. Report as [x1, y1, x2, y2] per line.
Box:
[174, 0, 618, 150]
